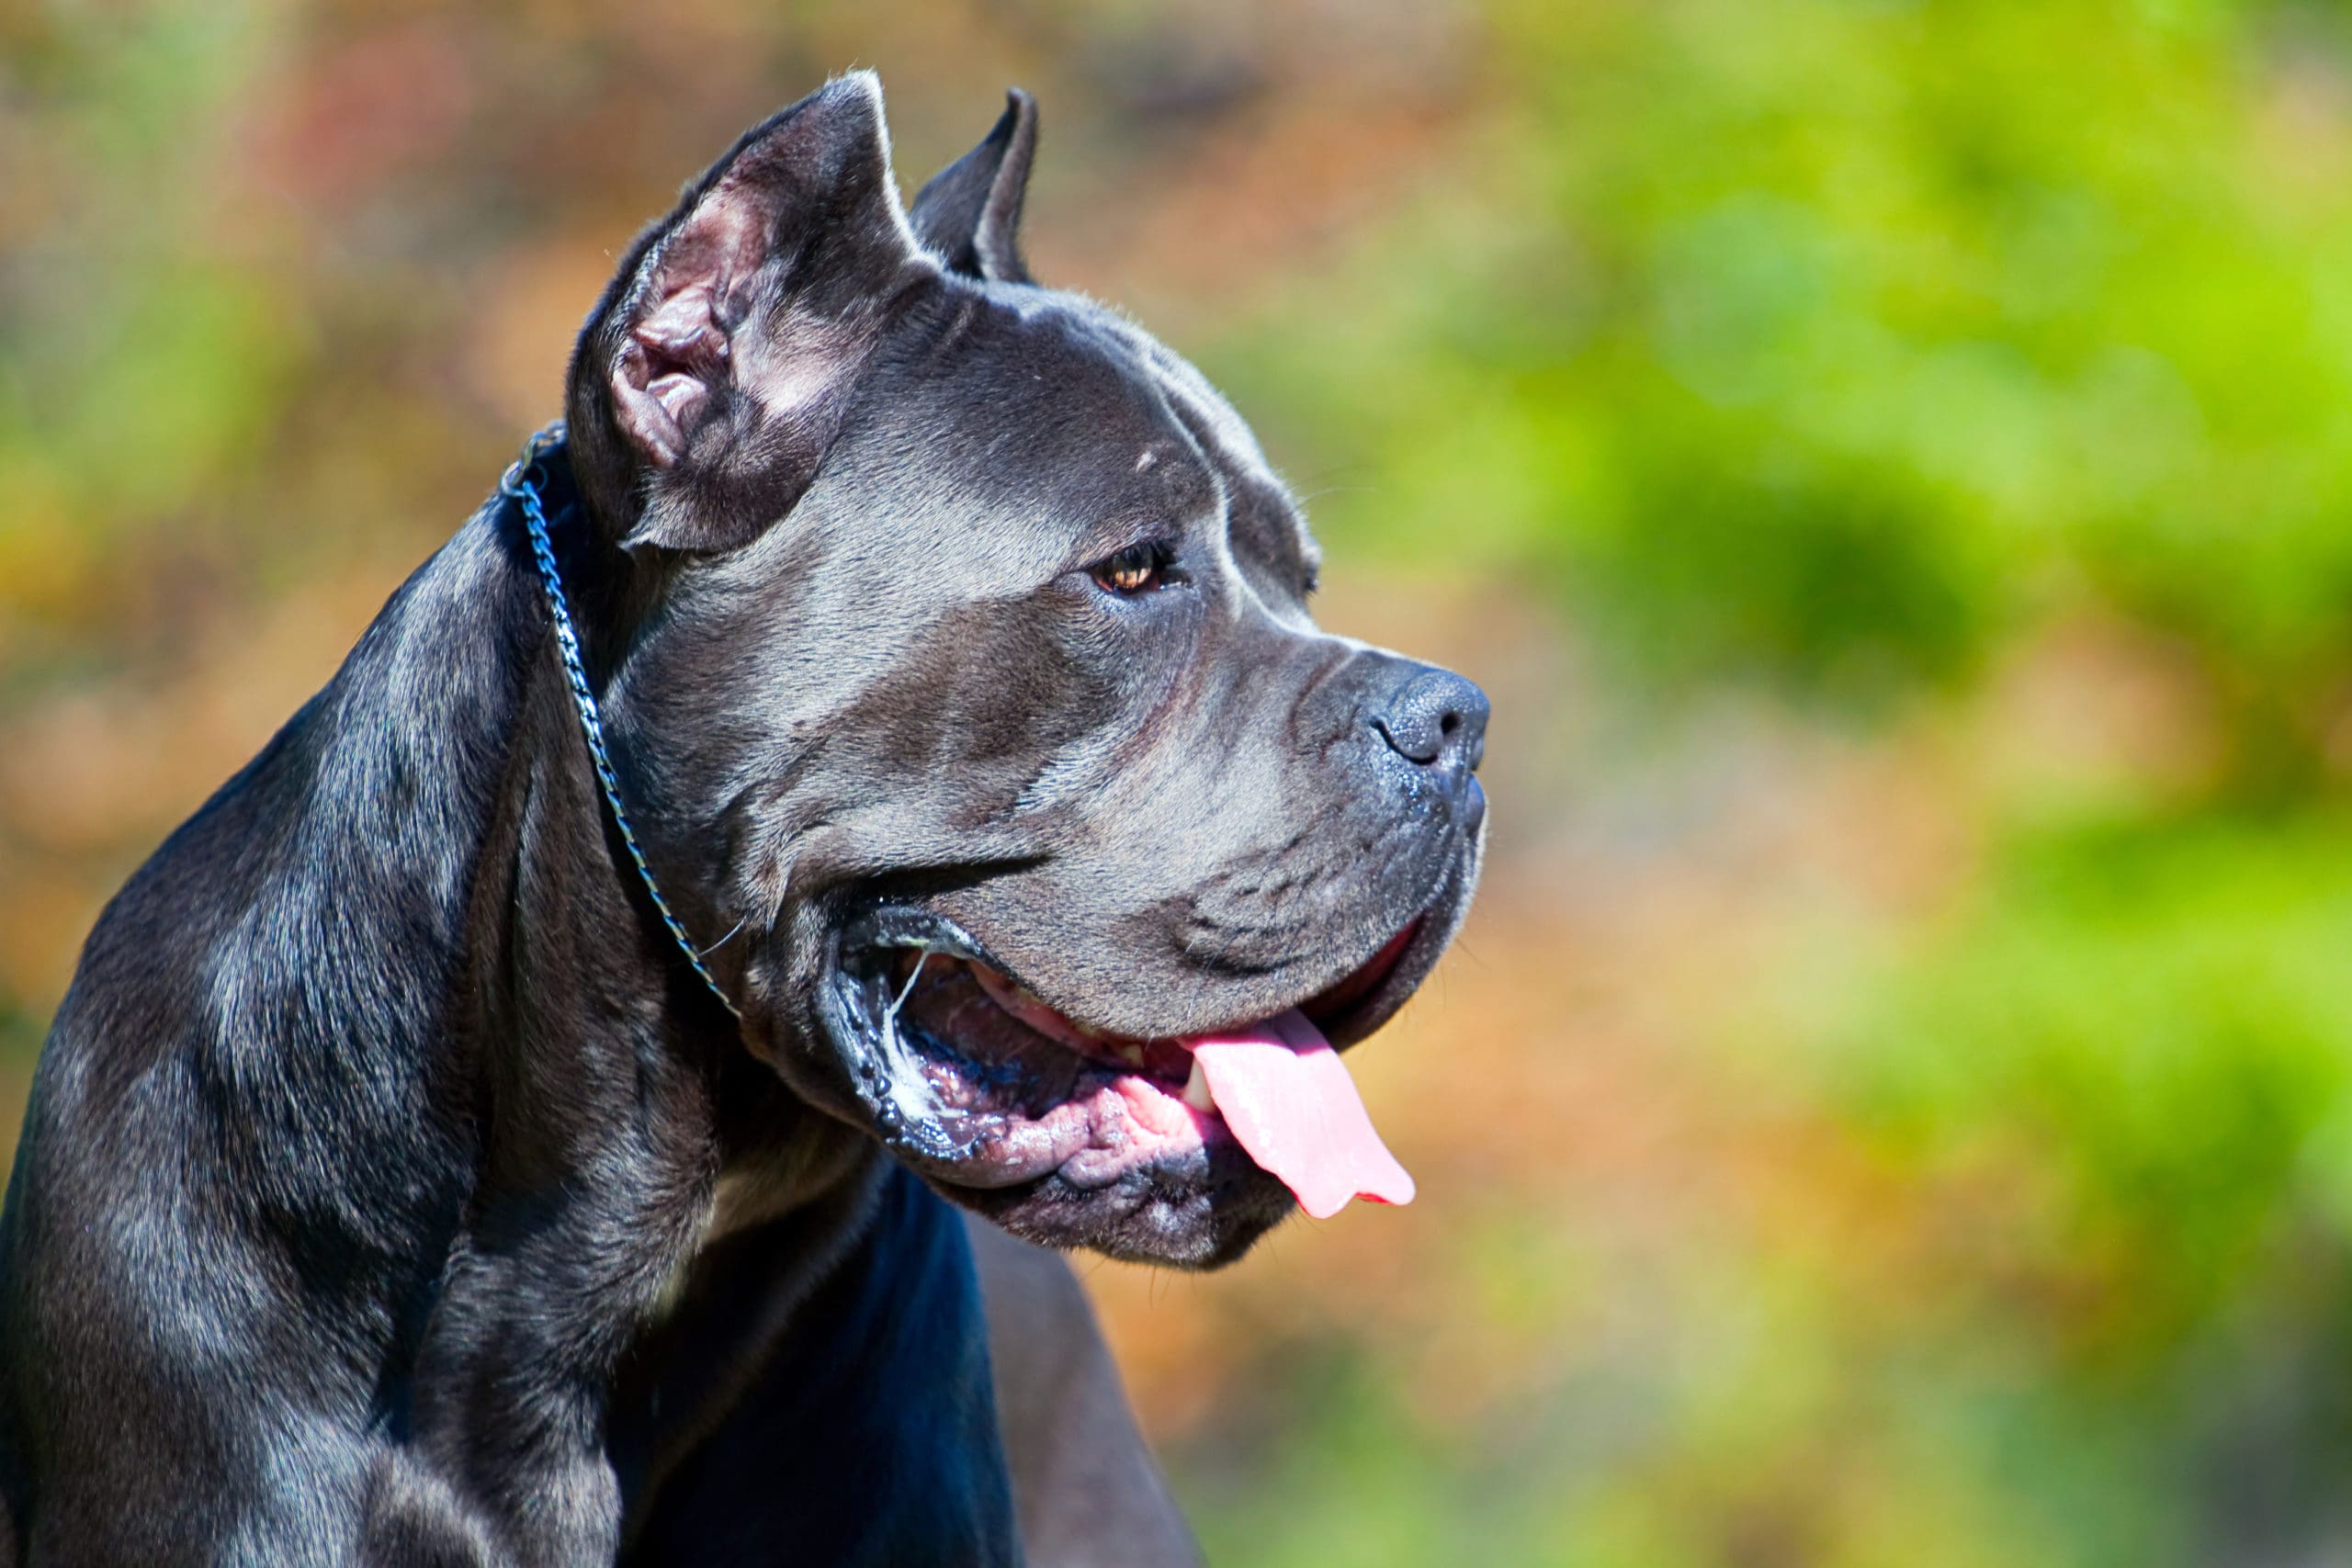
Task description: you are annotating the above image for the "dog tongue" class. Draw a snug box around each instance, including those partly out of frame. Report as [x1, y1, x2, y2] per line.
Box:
[1185, 1010, 1415, 1220]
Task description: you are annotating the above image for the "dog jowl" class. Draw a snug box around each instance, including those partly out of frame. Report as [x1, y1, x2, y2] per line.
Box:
[0, 71, 1487, 1564]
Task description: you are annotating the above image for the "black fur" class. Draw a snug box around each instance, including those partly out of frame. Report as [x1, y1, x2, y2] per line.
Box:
[0, 73, 1487, 1563]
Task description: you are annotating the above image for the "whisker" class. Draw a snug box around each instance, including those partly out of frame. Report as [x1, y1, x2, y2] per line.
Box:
[887, 949, 932, 1022]
[695, 915, 750, 959]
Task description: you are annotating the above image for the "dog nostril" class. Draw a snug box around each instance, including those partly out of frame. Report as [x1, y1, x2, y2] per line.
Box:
[1375, 667, 1488, 770]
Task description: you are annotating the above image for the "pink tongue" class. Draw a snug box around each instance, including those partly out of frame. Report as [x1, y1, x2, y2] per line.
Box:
[1184, 1009, 1415, 1220]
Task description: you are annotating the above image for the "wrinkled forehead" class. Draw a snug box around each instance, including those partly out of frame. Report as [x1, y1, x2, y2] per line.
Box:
[832, 286, 1320, 593]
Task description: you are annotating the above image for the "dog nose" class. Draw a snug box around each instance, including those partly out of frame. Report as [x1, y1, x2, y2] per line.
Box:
[1374, 666, 1488, 776]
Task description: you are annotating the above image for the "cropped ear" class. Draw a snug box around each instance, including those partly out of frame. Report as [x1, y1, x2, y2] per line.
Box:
[567, 72, 932, 553]
[907, 89, 1037, 285]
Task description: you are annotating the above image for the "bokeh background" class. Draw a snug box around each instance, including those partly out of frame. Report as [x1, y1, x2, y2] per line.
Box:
[9, 1, 2352, 1562]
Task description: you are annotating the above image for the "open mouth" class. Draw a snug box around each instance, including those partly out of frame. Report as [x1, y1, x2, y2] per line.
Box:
[821, 910, 1425, 1220]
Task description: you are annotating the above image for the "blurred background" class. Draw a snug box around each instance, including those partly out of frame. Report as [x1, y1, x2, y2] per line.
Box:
[8, 0, 2352, 1561]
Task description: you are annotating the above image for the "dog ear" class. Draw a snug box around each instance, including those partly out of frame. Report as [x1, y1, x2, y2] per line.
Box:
[569, 72, 932, 552]
[907, 89, 1037, 285]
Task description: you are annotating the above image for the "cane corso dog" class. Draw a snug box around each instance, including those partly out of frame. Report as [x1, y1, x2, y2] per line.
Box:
[0, 73, 1487, 1565]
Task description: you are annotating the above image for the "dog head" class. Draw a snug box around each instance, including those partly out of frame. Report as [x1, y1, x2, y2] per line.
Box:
[562, 74, 1487, 1268]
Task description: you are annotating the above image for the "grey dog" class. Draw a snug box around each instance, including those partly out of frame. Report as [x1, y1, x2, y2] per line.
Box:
[0, 73, 1487, 1565]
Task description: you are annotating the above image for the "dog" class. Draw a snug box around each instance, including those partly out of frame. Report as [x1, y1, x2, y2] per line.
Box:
[0, 73, 1487, 1565]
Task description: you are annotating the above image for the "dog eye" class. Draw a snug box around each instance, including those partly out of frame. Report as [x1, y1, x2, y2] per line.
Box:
[1091, 542, 1167, 596]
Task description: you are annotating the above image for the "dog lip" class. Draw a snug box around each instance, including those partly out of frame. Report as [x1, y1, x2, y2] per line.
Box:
[1305, 850, 1478, 1049]
[842, 904, 1422, 1064]
[815, 907, 1210, 1186]
[1299, 919, 1421, 1031]
[836, 906, 992, 965]
[812, 867, 1464, 1195]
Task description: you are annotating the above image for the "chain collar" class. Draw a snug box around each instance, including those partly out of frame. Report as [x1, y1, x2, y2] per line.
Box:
[499, 423, 743, 1021]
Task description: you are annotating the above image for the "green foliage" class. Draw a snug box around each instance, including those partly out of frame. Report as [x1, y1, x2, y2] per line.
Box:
[1216, 0, 2352, 750]
[1827, 808, 2352, 1362]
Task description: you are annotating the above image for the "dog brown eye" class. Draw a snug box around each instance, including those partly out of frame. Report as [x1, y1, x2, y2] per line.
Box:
[1092, 543, 1163, 595]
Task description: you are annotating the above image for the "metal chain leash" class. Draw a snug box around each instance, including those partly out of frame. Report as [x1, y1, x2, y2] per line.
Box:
[499, 423, 743, 1021]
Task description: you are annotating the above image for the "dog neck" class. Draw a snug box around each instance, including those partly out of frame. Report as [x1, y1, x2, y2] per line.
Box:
[407, 477, 891, 1439]
[417, 477, 1002, 1552]
[74, 471, 907, 1549]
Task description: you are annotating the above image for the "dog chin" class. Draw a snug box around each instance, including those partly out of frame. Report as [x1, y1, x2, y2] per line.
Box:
[944, 1154, 1295, 1269]
[802, 886, 1459, 1269]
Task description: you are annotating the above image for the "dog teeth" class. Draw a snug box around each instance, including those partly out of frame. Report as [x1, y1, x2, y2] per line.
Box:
[1182, 1056, 1215, 1112]
[1118, 1043, 1145, 1066]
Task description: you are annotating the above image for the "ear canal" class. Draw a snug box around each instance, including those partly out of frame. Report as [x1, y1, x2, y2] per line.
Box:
[908, 88, 1038, 285]
[568, 71, 930, 553]
[608, 198, 760, 470]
